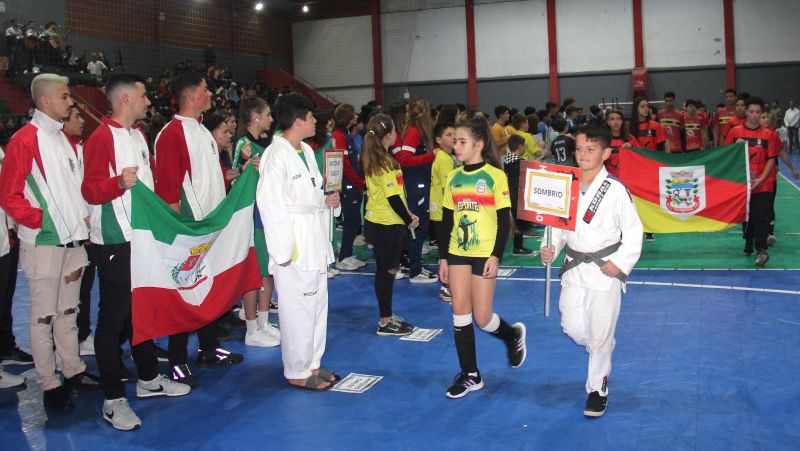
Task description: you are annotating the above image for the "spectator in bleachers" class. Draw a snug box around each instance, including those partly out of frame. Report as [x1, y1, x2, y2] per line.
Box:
[87, 53, 107, 82]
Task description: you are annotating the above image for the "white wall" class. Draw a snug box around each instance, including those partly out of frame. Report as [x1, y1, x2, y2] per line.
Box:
[643, 0, 725, 68]
[734, 0, 800, 64]
[292, 0, 800, 104]
[318, 87, 376, 107]
[555, 0, 635, 73]
[474, 0, 549, 77]
[381, 6, 468, 84]
[292, 16, 373, 89]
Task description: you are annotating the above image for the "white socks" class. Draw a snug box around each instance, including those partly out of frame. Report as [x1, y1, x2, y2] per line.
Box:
[480, 313, 500, 333]
[256, 310, 269, 330]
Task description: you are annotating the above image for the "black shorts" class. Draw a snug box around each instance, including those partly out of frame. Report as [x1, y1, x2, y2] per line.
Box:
[365, 221, 407, 272]
[447, 254, 488, 277]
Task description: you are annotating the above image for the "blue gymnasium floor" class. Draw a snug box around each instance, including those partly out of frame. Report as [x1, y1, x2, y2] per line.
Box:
[1, 161, 799, 450]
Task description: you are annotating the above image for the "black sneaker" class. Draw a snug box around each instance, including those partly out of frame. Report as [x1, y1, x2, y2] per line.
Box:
[512, 246, 536, 256]
[584, 391, 608, 417]
[409, 269, 438, 284]
[742, 246, 754, 256]
[376, 317, 414, 336]
[195, 347, 244, 368]
[0, 347, 34, 365]
[269, 299, 279, 313]
[171, 364, 197, 388]
[445, 371, 484, 399]
[64, 371, 101, 391]
[645, 233, 655, 242]
[43, 385, 74, 412]
[755, 252, 769, 267]
[507, 323, 527, 368]
[155, 345, 169, 363]
[428, 239, 438, 248]
[399, 254, 411, 270]
[439, 285, 452, 302]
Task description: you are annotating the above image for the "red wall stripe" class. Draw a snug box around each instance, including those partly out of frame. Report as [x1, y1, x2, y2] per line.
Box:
[723, 0, 736, 89]
[465, 0, 478, 107]
[370, 0, 383, 105]
[546, 0, 558, 103]
[632, 0, 644, 67]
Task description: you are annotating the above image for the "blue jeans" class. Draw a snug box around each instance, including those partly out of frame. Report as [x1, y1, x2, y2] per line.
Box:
[339, 185, 362, 261]
[406, 187, 430, 277]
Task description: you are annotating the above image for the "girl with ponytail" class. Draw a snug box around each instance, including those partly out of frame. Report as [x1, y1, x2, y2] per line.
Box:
[396, 99, 438, 282]
[438, 119, 527, 399]
[362, 114, 419, 336]
[233, 96, 281, 348]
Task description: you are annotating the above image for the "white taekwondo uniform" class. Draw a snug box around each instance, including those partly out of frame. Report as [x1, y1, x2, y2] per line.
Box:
[257, 135, 340, 380]
[543, 167, 643, 396]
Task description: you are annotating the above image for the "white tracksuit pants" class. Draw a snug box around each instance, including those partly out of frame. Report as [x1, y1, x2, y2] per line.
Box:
[273, 264, 328, 380]
[558, 279, 622, 395]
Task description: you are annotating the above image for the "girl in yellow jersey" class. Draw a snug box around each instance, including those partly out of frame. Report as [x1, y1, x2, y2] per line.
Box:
[439, 119, 528, 399]
[362, 114, 420, 336]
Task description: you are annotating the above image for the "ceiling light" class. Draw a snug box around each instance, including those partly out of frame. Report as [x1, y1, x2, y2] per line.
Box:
[254, 2, 264, 11]
[302, 4, 309, 13]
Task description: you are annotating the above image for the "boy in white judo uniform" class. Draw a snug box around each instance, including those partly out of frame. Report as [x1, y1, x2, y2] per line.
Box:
[257, 94, 342, 390]
[540, 124, 643, 417]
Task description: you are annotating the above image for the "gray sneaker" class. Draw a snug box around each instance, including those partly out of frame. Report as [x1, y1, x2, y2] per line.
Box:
[755, 252, 769, 267]
[103, 398, 141, 431]
[377, 317, 414, 336]
[136, 374, 191, 398]
[409, 269, 438, 284]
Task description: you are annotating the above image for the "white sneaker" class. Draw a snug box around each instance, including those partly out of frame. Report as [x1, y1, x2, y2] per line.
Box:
[0, 367, 25, 388]
[346, 256, 367, 268]
[409, 269, 438, 284]
[238, 308, 247, 321]
[261, 323, 281, 339]
[353, 235, 367, 246]
[328, 267, 340, 276]
[335, 258, 360, 271]
[327, 270, 334, 279]
[103, 398, 141, 431]
[136, 374, 191, 398]
[245, 328, 280, 347]
[421, 244, 432, 255]
[394, 269, 408, 280]
[79, 336, 95, 356]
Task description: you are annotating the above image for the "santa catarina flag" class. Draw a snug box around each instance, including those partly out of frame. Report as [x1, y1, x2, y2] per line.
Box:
[619, 143, 750, 233]
[129, 168, 261, 345]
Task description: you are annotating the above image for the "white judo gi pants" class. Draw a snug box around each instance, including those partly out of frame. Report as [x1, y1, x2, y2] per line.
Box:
[272, 264, 328, 380]
[559, 279, 622, 396]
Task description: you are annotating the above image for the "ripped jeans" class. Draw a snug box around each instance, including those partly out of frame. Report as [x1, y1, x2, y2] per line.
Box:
[19, 241, 88, 390]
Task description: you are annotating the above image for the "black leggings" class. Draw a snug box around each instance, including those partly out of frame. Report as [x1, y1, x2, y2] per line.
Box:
[365, 221, 406, 318]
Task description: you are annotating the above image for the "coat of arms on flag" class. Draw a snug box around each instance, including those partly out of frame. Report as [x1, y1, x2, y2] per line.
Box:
[620, 143, 749, 233]
[129, 169, 262, 345]
[660, 166, 706, 220]
[167, 237, 216, 292]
